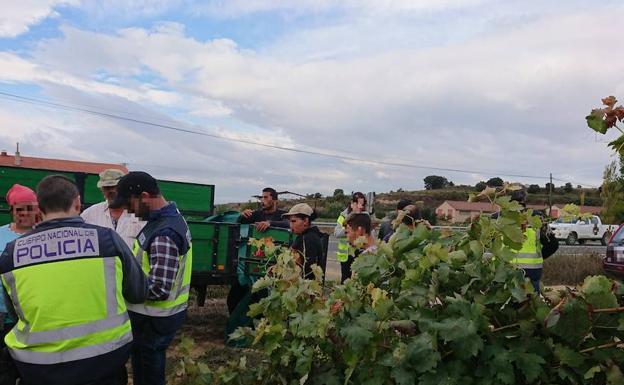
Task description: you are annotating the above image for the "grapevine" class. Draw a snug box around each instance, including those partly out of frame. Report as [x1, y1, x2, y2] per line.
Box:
[175, 193, 624, 384]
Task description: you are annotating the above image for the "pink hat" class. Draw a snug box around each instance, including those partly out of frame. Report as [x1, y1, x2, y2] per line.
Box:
[6, 184, 37, 206]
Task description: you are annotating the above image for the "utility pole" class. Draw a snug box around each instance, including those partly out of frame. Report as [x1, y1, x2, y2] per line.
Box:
[548, 173, 553, 217]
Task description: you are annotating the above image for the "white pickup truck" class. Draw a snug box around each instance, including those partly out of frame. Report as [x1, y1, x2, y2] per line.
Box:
[549, 215, 618, 245]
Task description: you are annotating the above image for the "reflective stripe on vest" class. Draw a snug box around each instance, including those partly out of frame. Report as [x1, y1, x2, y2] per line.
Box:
[511, 227, 543, 269]
[1, 257, 132, 365]
[127, 241, 192, 317]
[336, 214, 350, 262]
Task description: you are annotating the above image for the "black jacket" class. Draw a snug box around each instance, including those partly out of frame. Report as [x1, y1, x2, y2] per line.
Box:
[290, 226, 324, 279]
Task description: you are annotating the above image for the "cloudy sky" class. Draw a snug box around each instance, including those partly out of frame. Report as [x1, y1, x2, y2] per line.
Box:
[1, 0, 623, 202]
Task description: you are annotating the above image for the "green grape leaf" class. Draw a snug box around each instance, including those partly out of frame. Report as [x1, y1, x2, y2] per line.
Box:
[587, 109, 608, 134]
[391, 366, 416, 385]
[554, 344, 584, 367]
[581, 275, 618, 309]
[514, 352, 545, 382]
[584, 365, 602, 379]
[549, 298, 592, 346]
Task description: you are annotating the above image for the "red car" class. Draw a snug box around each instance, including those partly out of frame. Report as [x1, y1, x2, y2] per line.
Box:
[605, 224, 624, 278]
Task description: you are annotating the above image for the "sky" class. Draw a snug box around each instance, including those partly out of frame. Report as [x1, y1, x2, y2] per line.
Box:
[1, 0, 623, 203]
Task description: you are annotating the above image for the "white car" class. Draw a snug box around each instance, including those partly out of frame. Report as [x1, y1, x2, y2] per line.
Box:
[549, 215, 618, 245]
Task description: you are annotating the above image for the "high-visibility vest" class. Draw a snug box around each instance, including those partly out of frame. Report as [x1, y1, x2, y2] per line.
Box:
[511, 227, 543, 269]
[336, 214, 350, 262]
[1, 225, 132, 365]
[127, 214, 193, 317]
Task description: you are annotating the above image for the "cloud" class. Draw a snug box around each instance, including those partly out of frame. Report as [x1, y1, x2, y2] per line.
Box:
[190, 0, 495, 18]
[0, 0, 78, 38]
[0, 2, 622, 201]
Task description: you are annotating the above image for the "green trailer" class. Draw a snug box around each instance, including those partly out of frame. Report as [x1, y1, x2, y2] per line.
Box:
[0, 164, 300, 303]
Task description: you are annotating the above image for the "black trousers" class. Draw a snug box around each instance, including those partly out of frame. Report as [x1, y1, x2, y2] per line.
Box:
[340, 255, 356, 283]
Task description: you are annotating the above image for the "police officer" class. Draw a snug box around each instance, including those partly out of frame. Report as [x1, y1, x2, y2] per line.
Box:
[108, 171, 192, 385]
[0, 175, 147, 385]
[507, 185, 558, 292]
[334, 192, 366, 283]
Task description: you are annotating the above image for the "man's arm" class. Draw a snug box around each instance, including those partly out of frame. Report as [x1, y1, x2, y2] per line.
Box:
[268, 219, 289, 229]
[110, 230, 148, 304]
[238, 210, 259, 224]
[147, 235, 180, 301]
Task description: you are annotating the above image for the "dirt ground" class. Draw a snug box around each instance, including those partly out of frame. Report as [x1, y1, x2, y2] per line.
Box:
[127, 288, 236, 384]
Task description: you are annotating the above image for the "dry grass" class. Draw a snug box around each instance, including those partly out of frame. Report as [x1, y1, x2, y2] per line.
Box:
[542, 252, 604, 286]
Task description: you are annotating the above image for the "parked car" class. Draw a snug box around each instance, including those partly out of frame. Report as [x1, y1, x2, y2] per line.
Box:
[549, 215, 618, 245]
[605, 224, 624, 279]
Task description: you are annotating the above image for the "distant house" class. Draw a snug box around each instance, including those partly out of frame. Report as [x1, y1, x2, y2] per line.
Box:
[549, 205, 602, 218]
[436, 200, 552, 223]
[436, 201, 498, 223]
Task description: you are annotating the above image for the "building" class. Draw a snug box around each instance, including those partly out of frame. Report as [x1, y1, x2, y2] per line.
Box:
[0, 148, 127, 174]
[549, 205, 602, 219]
[0, 147, 128, 211]
[436, 201, 499, 223]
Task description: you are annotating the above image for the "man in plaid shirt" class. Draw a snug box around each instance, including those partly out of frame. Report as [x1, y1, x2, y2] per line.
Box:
[109, 171, 192, 385]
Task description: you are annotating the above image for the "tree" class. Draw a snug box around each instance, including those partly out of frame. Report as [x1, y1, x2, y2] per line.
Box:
[600, 161, 624, 223]
[475, 181, 487, 192]
[527, 184, 540, 194]
[313, 192, 322, 199]
[423, 175, 450, 190]
[486, 177, 503, 187]
[545, 182, 554, 192]
[332, 189, 344, 197]
[563, 182, 573, 193]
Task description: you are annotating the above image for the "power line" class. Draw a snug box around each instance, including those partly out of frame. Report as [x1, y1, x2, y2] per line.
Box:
[0, 90, 598, 187]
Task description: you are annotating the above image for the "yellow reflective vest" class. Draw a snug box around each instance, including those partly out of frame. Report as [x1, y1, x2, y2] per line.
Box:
[0, 222, 133, 365]
[511, 227, 543, 269]
[336, 214, 350, 262]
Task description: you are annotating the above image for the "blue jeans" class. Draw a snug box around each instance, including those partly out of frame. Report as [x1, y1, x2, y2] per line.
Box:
[523, 268, 542, 293]
[129, 310, 186, 385]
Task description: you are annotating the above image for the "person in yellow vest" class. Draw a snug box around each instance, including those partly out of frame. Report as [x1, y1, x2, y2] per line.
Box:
[508, 186, 558, 292]
[0, 175, 147, 385]
[334, 192, 366, 283]
[108, 171, 192, 385]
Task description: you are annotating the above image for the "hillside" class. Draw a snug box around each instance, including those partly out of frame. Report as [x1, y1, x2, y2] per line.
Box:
[219, 185, 602, 221]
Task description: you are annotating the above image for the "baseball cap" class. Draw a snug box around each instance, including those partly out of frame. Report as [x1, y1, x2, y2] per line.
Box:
[282, 203, 314, 218]
[108, 171, 160, 209]
[97, 168, 126, 188]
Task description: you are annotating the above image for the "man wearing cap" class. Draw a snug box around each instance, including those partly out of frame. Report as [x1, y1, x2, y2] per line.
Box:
[108, 171, 192, 385]
[81, 169, 145, 248]
[283, 203, 324, 279]
[0, 175, 147, 385]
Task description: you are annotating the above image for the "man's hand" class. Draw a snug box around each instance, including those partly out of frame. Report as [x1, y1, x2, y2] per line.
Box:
[256, 221, 271, 232]
[241, 209, 254, 218]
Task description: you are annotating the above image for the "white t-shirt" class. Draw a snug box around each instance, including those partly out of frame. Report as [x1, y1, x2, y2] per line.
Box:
[81, 201, 145, 248]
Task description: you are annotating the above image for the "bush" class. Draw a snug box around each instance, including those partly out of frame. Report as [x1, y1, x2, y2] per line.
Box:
[542, 252, 604, 286]
[323, 201, 346, 219]
[181, 196, 624, 385]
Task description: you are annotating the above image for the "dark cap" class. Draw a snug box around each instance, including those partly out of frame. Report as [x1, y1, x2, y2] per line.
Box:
[397, 199, 412, 210]
[108, 171, 160, 209]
